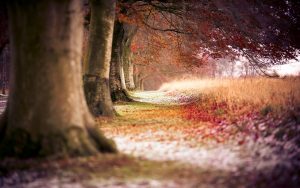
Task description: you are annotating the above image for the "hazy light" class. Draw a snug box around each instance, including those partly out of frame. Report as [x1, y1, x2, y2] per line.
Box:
[158, 79, 226, 92]
[269, 62, 300, 77]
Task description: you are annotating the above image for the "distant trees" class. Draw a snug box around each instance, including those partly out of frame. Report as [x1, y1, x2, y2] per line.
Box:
[111, 0, 187, 92]
[0, 0, 116, 158]
[128, 0, 300, 80]
[182, 0, 300, 73]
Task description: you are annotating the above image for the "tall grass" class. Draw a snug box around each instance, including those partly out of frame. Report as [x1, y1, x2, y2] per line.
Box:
[161, 77, 300, 111]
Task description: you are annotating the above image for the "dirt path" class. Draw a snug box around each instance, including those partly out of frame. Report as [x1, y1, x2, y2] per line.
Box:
[103, 102, 248, 172]
[0, 91, 299, 187]
[99, 91, 299, 188]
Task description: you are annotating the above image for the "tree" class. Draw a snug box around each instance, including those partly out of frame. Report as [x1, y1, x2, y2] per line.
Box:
[109, 0, 186, 97]
[122, 25, 137, 91]
[0, 2, 8, 54]
[110, 21, 136, 101]
[0, 0, 116, 158]
[130, 0, 300, 80]
[181, 0, 300, 73]
[83, 0, 116, 117]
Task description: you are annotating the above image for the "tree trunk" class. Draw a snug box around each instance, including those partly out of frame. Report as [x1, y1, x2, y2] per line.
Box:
[83, 0, 116, 117]
[0, 0, 116, 159]
[133, 66, 139, 90]
[123, 52, 135, 90]
[122, 25, 137, 90]
[109, 21, 133, 102]
[125, 59, 135, 90]
[0, 2, 8, 54]
[139, 78, 144, 91]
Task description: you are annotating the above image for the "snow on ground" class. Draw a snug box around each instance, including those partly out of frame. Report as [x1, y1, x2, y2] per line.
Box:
[1, 90, 299, 187]
[111, 91, 299, 178]
[2, 177, 179, 188]
[113, 136, 244, 172]
[130, 91, 195, 105]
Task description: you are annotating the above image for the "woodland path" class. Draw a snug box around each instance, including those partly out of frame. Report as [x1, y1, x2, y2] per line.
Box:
[0, 91, 298, 188]
[107, 91, 250, 171]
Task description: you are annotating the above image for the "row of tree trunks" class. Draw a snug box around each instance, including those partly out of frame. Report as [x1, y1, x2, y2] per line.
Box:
[83, 0, 116, 117]
[0, 0, 116, 158]
[109, 21, 134, 102]
[122, 25, 137, 91]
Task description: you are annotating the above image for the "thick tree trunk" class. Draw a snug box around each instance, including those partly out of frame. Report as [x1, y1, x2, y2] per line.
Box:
[0, 2, 8, 54]
[122, 25, 137, 91]
[109, 21, 133, 102]
[0, 0, 116, 158]
[83, 0, 115, 117]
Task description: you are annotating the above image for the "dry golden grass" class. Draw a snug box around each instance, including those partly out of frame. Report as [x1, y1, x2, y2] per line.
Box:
[161, 77, 300, 110]
[203, 77, 300, 110]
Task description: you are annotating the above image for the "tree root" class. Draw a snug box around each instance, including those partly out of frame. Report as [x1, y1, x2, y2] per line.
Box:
[0, 126, 117, 159]
[111, 89, 133, 102]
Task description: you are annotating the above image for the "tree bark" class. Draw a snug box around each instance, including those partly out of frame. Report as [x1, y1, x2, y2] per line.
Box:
[134, 71, 143, 91]
[83, 0, 116, 117]
[128, 61, 135, 89]
[0, 0, 116, 158]
[0, 2, 9, 54]
[139, 78, 144, 91]
[121, 24, 137, 91]
[109, 21, 134, 102]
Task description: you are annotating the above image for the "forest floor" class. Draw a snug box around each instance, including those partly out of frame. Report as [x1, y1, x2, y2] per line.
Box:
[1, 80, 300, 188]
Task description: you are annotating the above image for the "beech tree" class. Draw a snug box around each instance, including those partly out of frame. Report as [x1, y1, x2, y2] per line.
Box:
[181, 0, 300, 74]
[0, 0, 116, 158]
[83, 0, 116, 117]
[128, 0, 300, 81]
[109, 0, 186, 98]
[110, 21, 136, 101]
[0, 3, 8, 54]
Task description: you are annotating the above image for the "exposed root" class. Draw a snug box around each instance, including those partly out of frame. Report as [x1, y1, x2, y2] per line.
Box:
[0, 126, 117, 159]
[86, 126, 117, 153]
[111, 89, 133, 102]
